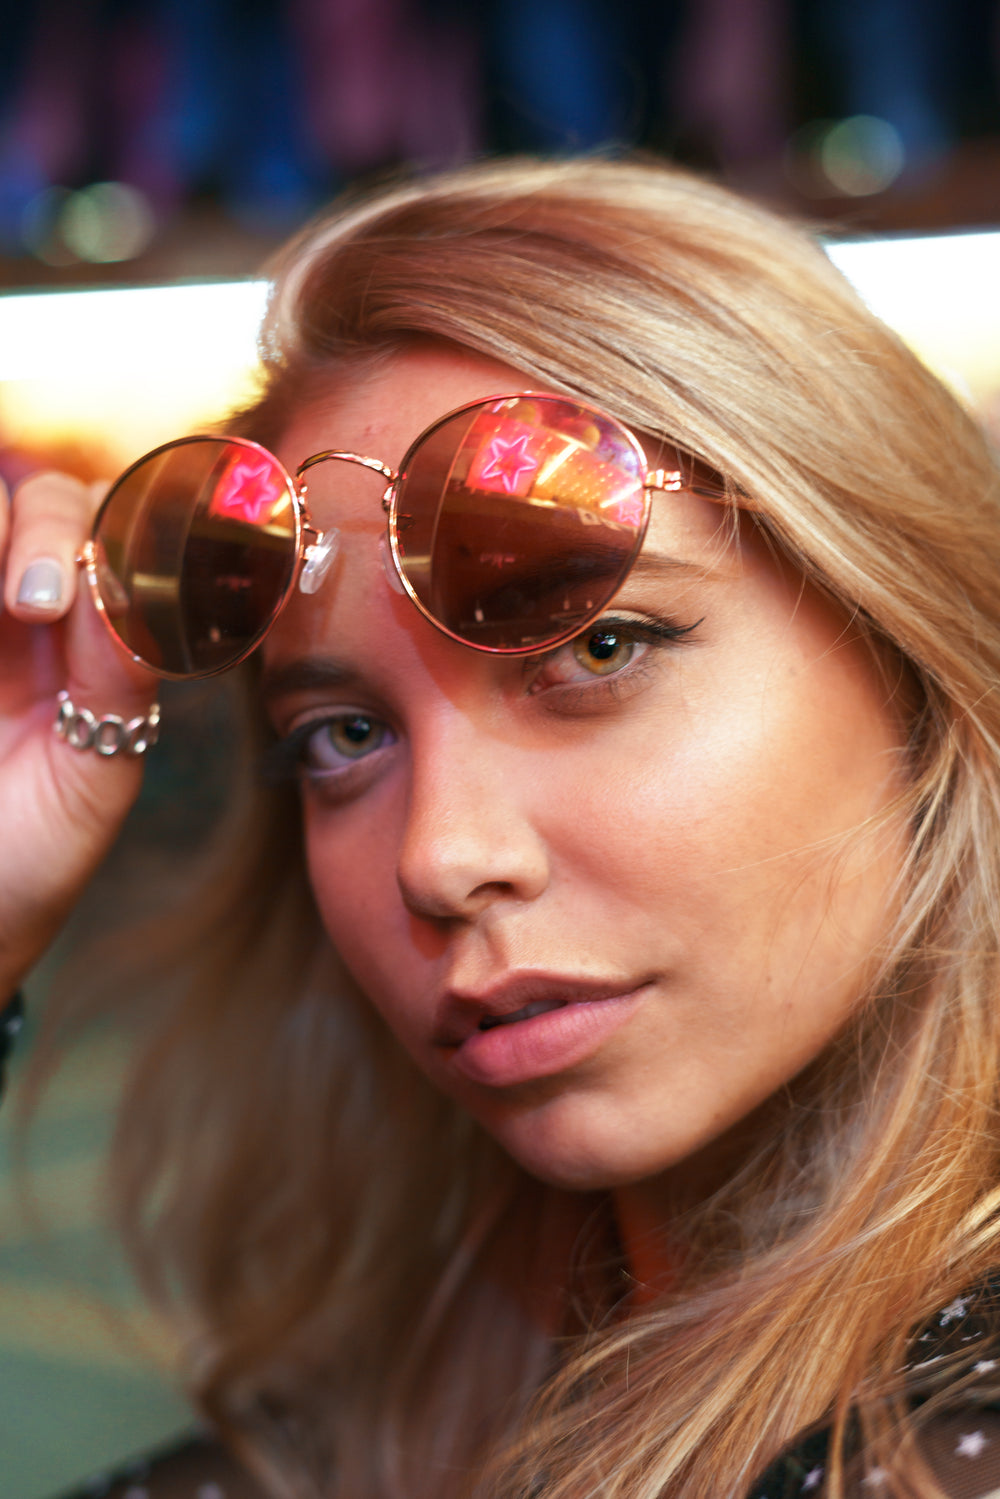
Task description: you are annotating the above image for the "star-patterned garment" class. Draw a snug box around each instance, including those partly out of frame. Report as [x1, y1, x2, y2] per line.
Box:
[752, 1411, 1000, 1498]
[752, 1281, 1000, 1497]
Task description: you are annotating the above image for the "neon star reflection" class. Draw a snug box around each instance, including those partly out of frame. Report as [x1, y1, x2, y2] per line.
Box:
[478, 430, 540, 495]
[212, 455, 283, 523]
[606, 491, 646, 527]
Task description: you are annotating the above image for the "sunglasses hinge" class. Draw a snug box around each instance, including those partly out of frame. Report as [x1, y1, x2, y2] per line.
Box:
[645, 468, 685, 492]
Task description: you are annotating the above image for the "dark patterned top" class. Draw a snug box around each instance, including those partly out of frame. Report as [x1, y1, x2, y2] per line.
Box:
[752, 1282, 1000, 1497]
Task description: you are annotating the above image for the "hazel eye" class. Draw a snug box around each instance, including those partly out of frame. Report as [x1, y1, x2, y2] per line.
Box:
[303, 714, 390, 771]
[259, 710, 397, 786]
[571, 628, 637, 676]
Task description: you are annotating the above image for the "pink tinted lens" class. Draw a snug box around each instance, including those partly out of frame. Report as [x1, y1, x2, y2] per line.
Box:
[92, 437, 298, 677]
[392, 396, 649, 652]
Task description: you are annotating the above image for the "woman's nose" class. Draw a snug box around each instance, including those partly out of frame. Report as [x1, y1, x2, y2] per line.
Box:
[395, 720, 550, 923]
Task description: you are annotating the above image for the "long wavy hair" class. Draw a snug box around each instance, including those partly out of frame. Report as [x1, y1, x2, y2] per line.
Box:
[28, 158, 1000, 1498]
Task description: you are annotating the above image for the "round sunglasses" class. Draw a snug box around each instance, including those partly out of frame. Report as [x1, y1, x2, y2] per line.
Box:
[78, 392, 725, 680]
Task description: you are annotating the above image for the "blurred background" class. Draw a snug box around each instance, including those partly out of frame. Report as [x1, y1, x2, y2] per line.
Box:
[0, 0, 998, 288]
[1, 0, 999, 485]
[1, 3, 998, 1498]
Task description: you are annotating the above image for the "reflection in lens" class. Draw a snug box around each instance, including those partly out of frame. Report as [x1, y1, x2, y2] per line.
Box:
[92, 437, 298, 676]
[393, 397, 648, 651]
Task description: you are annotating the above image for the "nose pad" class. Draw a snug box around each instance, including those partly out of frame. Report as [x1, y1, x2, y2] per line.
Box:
[299, 529, 341, 594]
[380, 535, 405, 595]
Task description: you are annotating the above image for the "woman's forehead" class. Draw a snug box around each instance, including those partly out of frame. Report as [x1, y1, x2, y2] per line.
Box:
[275, 343, 540, 471]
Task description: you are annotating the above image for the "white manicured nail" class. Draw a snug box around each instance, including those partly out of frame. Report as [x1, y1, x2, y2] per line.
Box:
[17, 558, 63, 610]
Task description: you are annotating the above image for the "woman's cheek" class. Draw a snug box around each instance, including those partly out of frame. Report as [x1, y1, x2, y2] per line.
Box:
[304, 807, 429, 1028]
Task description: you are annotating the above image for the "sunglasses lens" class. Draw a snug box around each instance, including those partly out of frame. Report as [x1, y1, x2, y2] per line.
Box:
[392, 397, 648, 651]
[92, 437, 298, 677]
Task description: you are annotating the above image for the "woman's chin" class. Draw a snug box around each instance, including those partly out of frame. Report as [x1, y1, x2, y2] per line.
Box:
[486, 1115, 692, 1195]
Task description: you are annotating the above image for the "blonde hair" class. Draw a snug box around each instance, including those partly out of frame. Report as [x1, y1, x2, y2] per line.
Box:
[33, 158, 1000, 1498]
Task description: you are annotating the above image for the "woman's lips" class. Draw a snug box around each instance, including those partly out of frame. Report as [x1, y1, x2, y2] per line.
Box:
[443, 983, 649, 1088]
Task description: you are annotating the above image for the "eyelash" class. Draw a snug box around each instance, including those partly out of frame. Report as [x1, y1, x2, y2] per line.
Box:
[261, 612, 702, 786]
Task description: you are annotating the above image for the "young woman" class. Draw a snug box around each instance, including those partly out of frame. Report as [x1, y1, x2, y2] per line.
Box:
[3, 158, 1000, 1499]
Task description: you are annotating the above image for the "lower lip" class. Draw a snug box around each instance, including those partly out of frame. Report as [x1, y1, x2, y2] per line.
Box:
[450, 989, 647, 1088]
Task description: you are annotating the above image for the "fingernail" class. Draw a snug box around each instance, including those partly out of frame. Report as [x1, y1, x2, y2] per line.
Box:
[17, 558, 63, 610]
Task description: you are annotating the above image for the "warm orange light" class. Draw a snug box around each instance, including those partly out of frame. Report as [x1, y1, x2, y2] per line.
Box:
[0, 281, 267, 474]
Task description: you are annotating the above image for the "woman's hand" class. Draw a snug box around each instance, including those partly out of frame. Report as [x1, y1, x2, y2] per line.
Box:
[0, 471, 160, 993]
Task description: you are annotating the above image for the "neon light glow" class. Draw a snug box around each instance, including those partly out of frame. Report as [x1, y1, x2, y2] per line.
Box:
[536, 437, 581, 488]
[477, 430, 540, 495]
[211, 454, 284, 523]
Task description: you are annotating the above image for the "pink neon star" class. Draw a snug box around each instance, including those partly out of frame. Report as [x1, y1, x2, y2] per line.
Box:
[608, 491, 646, 527]
[213, 456, 281, 523]
[478, 431, 539, 495]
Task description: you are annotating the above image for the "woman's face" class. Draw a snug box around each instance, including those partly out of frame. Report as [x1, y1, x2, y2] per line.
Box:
[262, 344, 910, 1196]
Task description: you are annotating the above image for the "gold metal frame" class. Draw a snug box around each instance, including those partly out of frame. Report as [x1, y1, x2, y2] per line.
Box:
[79, 393, 719, 678]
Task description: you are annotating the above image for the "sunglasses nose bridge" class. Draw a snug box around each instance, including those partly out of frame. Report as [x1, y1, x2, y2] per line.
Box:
[292, 451, 401, 598]
[294, 450, 397, 485]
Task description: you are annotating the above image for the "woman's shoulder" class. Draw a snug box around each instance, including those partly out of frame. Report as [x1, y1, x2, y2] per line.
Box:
[51, 1430, 269, 1499]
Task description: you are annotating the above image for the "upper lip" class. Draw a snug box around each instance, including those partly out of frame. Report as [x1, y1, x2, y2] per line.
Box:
[433, 972, 648, 1047]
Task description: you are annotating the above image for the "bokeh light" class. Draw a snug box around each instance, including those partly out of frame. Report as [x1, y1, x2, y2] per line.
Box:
[819, 116, 906, 196]
[60, 183, 156, 264]
[18, 183, 156, 267]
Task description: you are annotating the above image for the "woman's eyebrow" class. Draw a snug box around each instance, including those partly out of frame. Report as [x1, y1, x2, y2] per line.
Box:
[629, 550, 731, 581]
[260, 657, 362, 704]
